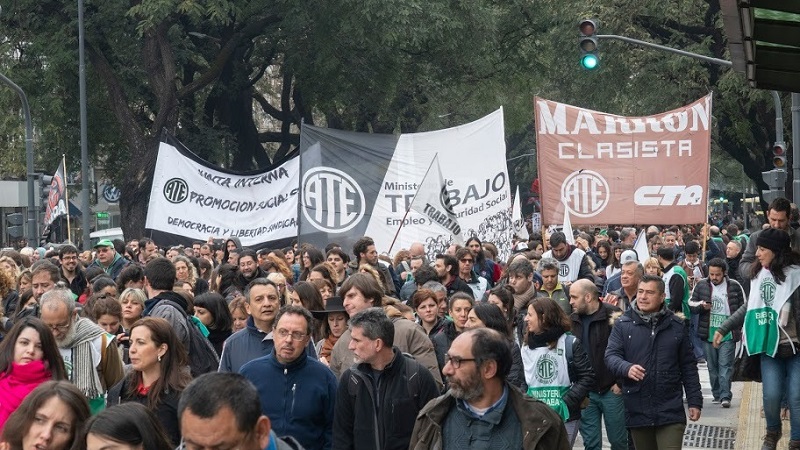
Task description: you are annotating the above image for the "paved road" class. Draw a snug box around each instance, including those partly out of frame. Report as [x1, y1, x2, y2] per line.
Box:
[573, 362, 740, 449]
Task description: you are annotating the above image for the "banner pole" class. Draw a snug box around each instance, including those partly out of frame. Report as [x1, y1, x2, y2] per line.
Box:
[296, 121, 304, 248]
[64, 155, 72, 244]
[387, 155, 438, 255]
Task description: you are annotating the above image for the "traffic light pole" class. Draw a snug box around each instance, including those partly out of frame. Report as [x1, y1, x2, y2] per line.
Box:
[0, 72, 37, 244]
[596, 34, 790, 201]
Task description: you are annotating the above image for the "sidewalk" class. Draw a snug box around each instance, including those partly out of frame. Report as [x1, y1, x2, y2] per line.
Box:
[736, 381, 791, 449]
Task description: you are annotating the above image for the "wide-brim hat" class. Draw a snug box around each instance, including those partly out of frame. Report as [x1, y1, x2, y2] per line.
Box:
[311, 296, 348, 320]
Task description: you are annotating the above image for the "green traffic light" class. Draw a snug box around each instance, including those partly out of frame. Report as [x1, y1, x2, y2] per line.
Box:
[581, 54, 599, 70]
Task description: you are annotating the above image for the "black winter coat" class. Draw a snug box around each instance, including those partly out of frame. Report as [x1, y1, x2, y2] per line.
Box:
[689, 277, 745, 342]
[570, 303, 622, 393]
[604, 307, 703, 428]
[107, 376, 182, 446]
[332, 348, 440, 450]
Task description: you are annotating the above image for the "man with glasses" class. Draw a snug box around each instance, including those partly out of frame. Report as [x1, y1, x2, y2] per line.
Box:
[220, 278, 317, 373]
[234, 249, 267, 291]
[240, 305, 336, 450]
[333, 307, 439, 450]
[39, 288, 124, 414]
[88, 239, 129, 280]
[410, 328, 569, 449]
[179, 372, 304, 450]
[455, 248, 488, 300]
[58, 244, 87, 298]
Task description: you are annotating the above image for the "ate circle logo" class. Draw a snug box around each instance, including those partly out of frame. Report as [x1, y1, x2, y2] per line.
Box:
[302, 167, 365, 233]
[559, 263, 570, 278]
[163, 178, 189, 204]
[535, 354, 559, 384]
[560, 170, 609, 218]
[760, 277, 776, 307]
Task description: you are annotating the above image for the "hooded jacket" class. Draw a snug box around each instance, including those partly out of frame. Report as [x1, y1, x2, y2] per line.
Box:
[143, 291, 191, 351]
[88, 252, 129, 281]
[604, 305, 703, 428]
[240, 349, 336, 450]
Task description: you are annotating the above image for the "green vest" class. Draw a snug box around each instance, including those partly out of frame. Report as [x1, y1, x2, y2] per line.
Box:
[664, 265, 690, 318]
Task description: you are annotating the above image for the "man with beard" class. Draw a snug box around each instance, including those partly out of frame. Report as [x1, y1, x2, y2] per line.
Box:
[220, 278, 317, 373]
[569, 279, 627, 450]
[689, 258, 745, 409]
[39, 288, 124, 413]
[241, 305, 336, 450]
[541, 231, 594, 286]
[233, 249, 267, 291]
[435, 254, 474, 299]
[59, 244, 87, 298]
[409, 328, 569, 450]
[333, 308, 439, 450]
[349, 236, 397, 296]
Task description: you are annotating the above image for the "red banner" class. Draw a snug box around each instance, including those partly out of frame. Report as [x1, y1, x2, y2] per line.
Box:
[535, 96, 711, 226]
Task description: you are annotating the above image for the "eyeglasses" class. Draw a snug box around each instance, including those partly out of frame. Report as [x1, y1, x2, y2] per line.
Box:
[47, 321, 72, 332]
[60, 255, 78, 261]
[444, 354, 476, 369]
[275, 329, 308, 341]
[460, 259, 474, 264]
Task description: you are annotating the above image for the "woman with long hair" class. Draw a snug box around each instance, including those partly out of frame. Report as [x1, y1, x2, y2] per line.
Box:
[1, 380, 90, 450]
[290, 281, 326, 341]
[265, 254, 293, 283]
[522, 297, 594, 446]
[299, 247, 325, 282]
[309, 263, 339, 288]
[0, 317, 67, 428]
[605, 243, 624, 280]
[212, 264, 241, 301]
[412, 288, 446, 338]
[266, 272, 290, 305]
[0, 269, 17, 324]
[311, 296, 349, 366]
[716, 228, 800, 449]
[432, 292, 473, 379]
[643, 257, 663, 276]
[173, 255, 209, 297]
[76, 403, 173, 450]
[465, 302, 527, 391]
[193, 292, 233, 355]
[106, 317, 191, 446]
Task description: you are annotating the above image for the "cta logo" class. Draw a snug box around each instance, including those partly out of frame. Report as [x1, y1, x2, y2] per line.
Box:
[163, 178, 189, 204]
[302, 167, 365, 233]
[560, 170, 609, 218]
[634, 185, 703, 206]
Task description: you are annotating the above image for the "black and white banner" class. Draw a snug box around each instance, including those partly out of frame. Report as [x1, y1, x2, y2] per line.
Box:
[299, 109, 512, 260]
[145, 137, 298, 248]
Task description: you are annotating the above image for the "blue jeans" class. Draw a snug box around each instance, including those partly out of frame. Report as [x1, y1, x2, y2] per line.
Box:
[761, 351, 800, 440]
[703, 340, 735, 401]
[579, 390, 628, 450]
[690, 314, 705, 360]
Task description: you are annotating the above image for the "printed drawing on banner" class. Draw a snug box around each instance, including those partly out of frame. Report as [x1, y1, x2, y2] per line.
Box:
[301, 166, 366, 233]
[560, 169, 609, 218]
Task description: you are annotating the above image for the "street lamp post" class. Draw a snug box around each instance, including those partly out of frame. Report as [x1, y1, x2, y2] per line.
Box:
[0, 72, 37, 244]
[78, 0, 90, 250]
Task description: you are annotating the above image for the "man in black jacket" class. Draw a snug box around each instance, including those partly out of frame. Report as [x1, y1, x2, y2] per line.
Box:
[689, 258, 745, 408]
[605, 275, 703, 450]
[569, 279, 627, 450]
[332, 307, 439, 450]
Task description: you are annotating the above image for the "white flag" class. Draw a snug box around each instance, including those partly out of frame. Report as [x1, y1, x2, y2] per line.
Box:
[409, 155, 464, 244]
[562, 200, 575, 245]
[512, 185, 529, 240]
[634, 229, 650, 263]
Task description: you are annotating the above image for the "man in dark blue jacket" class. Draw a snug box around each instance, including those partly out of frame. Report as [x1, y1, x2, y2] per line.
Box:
[240, 305, 336, 450]
[605, 274, 703, 450]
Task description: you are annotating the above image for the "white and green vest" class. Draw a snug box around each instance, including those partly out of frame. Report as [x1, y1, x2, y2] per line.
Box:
[521, 334, 571, 421]
[743, 266, 800, 356]
[542, 248, 585, 283]
[708, 281, 732, 343]
[663, 265, 690, 318]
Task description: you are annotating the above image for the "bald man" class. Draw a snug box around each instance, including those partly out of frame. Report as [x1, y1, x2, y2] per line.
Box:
[569, 279, 627, 450]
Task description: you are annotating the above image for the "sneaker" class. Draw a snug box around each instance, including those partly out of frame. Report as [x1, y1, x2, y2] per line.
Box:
[722, 400, 731, 408]
[712, 398, 721, 404]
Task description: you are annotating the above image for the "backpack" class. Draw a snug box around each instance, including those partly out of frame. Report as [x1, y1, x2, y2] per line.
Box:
[159, 300, 220, 377]
[348, 353, 421, 401]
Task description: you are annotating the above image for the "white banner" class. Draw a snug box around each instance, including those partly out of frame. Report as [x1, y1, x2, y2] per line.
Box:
[145, 141, 299, 247]
[364, 109, 512, 258]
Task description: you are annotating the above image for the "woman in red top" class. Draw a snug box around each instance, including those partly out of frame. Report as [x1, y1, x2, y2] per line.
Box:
[0, 317, 67, 429]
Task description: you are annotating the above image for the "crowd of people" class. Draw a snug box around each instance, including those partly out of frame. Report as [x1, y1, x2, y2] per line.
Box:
[0, 197, 797, 450]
